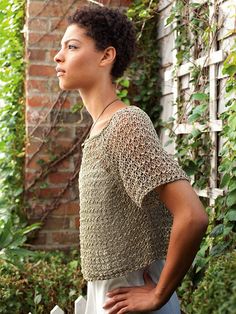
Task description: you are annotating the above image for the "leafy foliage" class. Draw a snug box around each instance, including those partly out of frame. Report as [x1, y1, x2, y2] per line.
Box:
[211, 40, 236, 256]
[0, 0, 40, 265]
[117, 0, 162, 130]
[0, 250, 86, 314]
[191, 251, 236, 314]
[164, 1, 236, 311]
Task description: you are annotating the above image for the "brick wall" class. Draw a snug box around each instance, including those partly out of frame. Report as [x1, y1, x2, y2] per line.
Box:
[24, 0, 131, 250]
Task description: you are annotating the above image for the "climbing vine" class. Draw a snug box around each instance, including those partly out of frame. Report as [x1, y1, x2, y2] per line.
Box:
[163, 1, 236, 311]
[0, 0, 39, 265]
[120, 0, 163, 129]
[211, 41, 236, 254]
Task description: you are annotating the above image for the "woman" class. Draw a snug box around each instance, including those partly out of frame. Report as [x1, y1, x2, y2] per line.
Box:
[54, 6, 208, 314]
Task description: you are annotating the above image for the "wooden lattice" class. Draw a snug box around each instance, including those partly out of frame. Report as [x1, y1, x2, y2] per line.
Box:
[164, 0, 231, 206]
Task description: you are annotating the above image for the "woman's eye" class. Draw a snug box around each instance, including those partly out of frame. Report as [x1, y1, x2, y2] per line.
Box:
[68, 44, 78, 49]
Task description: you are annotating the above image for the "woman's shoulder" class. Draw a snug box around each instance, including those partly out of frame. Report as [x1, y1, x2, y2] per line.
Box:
[104, 105, 157, 146]
[110, 105, 153, 130]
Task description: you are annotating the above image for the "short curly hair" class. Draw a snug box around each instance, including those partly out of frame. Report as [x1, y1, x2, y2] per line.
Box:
[67, 6, 136, 80]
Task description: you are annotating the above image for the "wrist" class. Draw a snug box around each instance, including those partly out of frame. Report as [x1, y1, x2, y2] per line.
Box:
[154, 286, 169, 308]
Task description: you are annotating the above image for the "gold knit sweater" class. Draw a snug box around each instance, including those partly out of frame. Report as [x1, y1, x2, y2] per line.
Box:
[79, 106, 189, 281]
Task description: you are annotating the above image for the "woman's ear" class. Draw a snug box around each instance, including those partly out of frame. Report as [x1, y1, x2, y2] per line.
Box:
[100, 46, 116, 67]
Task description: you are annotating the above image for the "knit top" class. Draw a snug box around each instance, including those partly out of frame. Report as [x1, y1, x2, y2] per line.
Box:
[78, 106, 189, 281]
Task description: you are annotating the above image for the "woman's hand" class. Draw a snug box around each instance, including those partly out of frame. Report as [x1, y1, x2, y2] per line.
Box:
[103, 271, 163, 314]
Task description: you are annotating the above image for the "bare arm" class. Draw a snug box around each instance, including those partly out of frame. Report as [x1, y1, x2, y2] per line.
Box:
[153, 179, 208, 306]
[104, 179, 208, 313]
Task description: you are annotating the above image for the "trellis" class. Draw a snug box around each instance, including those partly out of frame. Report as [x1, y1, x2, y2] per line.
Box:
[164, 0, 229, 207]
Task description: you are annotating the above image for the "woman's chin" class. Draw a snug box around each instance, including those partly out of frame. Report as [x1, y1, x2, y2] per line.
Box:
[59, 82, 76, 91]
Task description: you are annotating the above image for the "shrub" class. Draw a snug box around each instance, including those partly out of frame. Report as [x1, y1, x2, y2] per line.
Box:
[191, 251, 236, 314]
[0, 250, 86, 314]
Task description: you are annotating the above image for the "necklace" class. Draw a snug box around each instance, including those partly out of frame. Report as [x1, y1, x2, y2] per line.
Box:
[84, 97, 119, 142]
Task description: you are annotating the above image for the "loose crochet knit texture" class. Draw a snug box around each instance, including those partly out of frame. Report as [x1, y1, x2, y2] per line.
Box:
[79, 106, 190, 281]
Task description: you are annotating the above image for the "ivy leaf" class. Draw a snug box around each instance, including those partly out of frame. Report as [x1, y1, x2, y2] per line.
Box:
[164, 139, 173, 147]
[188, 104, 207, 123]
[210, 224, 224, 237]
[220, 173, 230, 188]
[228, 178, 236, 192]
[183, 160, 198, 176]
[191, 92, 209, 101]
[226, 189, 236, 207]
[121, 79, 130, 88]
[34, 293, 42, 305]
[71, 102, 83, 113]
[224, 65, 236, 76]
[209, 242, 229, 256]
[228, 115, 236, 129]
[225, 210, 236, 222]
[165, 12, 175, 26]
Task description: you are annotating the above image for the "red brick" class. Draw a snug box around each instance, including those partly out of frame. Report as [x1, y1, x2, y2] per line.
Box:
[26, 79, 49, 93]
[27, 49, 46, 61]
[48, 172, 72, 184]
[28, 33, 61, 48]
[28, 1, 44, 16]
[120, 0, 131, 5]
[51, 126, 74, 138]
[27, 204, 46, 218]
[26, 154, 51, 171]
[28, 64, 56, 77]
[53, 202, 80, 215]
[50, 139, 75, 154]
[60, 158, 73, 170]
[74, 217, 80, 229]
[28, 18, 49, 32]
[100, 0, 131, 5]
[28, 1, 63, 17]
[28, 95, 51, 108]
[30, 232, 47, 245]
[26, 109, 49, 125]
[27, 126, 51, 139]
[25, 141, 39, 155]
[50, 18, 68, 32]
[44, 216, 70, 230]
[24, 171, 36, 182]
[49, 49, 59, 63]
[38, 187, 64, 198]
[52, 231, 79, 244]
[48, 79, 61, 93]
[61, 99, 71, 109]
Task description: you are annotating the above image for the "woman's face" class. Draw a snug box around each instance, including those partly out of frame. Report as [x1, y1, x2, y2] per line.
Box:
[54, 24, 106, 90]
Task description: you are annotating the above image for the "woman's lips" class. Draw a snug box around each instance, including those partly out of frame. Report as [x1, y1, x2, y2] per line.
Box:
[57, 71, 65, 77]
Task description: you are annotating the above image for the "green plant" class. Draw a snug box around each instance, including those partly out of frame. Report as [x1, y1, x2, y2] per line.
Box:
[0, 0, 40, 266]
[116, 0, 162, 130]
[191, 251, 236, 314]
[166, 2, 236, 312]
[0, 249, 86, 314]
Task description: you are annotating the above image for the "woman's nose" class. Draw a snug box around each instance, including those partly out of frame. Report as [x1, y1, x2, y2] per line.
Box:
[54, 50, 64, 63]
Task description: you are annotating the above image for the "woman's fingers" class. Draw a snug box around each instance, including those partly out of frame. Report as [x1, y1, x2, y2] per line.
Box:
[103, 293, 127, 309]
[107, 301, 128, 314]
[106, 287, 130, 297]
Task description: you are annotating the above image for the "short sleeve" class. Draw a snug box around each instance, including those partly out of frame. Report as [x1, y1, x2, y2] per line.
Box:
[105, 107, 190, 208]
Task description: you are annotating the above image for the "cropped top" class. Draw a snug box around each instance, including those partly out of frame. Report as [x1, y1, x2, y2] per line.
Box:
[78, 106, 189, 281]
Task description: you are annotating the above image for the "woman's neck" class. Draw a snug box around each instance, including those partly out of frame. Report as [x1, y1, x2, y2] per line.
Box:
[79, 80, 119, 122]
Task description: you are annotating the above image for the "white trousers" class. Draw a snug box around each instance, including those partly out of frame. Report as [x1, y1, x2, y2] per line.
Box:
[85, 260, 181, 314]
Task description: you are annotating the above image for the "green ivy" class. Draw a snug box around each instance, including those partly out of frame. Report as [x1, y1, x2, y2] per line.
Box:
[164, 1, 236, 310]
[118, 0, 162, 130]
[0, 0, 40, 266]
[211, 40, 236, 255]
